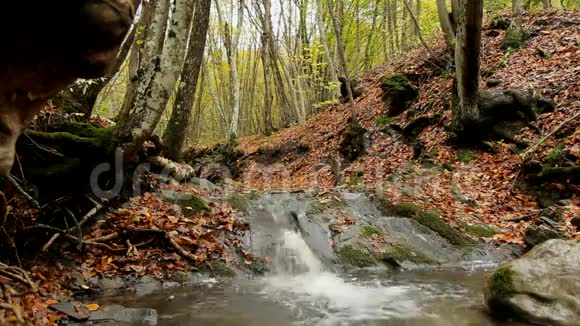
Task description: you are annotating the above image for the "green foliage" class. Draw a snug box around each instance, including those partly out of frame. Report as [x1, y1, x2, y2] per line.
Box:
[361, 225, 384, 237]
[390, 202, 422, 218]
[376, 116, 396, 126]
[456, 149, 474, 164]
[544, 143, 564, 165]
[349, 170, 365, 186]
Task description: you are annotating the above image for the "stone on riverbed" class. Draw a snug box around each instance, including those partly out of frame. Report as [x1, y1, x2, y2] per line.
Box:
[485, 239, 580, 325]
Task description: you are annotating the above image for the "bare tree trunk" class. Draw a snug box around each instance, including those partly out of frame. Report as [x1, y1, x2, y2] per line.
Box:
[327, 0, 356, 122]
[436, 0, 455, 49]
[117, 0, 167, 122]
[316, 0, 340, 98]
[162, 0, 212, 161]
[454, 0, 484, 130]
[403, 0, 434, 56]
[115, 0, 195, 143]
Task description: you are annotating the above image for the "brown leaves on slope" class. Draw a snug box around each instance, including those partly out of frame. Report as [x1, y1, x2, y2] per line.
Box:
[236, 10, 580, 244]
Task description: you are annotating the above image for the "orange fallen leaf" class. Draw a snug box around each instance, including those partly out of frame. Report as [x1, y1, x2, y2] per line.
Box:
[85, 303, 100, 311]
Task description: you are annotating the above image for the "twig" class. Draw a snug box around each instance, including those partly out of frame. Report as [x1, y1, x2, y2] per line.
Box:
[503, 210, 541, 223]
[6, 175, 40, 209]
[0, 263, 38, 297]
[522, 110, 580, 159]
[42, 198, 105, 252]
[167, 233, 200, 264]
[402, 0, 435, 57]
[0, 303, 25, 323]
[23, 132, 64, 157]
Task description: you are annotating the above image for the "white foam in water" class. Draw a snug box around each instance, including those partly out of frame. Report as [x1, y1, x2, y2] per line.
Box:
[263, 230, 420, 323]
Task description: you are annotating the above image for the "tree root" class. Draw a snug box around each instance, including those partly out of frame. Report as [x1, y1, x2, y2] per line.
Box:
[0, 263, 37, 298]
[0, 302, 25, 324]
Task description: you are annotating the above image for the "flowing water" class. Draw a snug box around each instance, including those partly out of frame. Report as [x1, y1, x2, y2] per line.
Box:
[106, 192, 521, 325]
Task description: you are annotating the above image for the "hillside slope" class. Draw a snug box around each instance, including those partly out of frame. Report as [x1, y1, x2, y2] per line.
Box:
[235, 10, 580, 245]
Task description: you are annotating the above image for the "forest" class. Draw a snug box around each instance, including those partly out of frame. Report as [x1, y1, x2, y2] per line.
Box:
[0, 0, 578, 324]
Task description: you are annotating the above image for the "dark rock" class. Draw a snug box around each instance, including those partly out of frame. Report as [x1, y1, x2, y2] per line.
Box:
[157, 190, 209, 216]
[135, 276, 163, 297]
[485, 240, 580, 325]
[50, 301, 89, 321]
[89, 305, 158, 325]
[99, 277, 125, 291]
[539, 206, 564, 222]
[486, 79, 503, 87]
[536, 216, 559, 229]
[571, 216, 580, 230]
[199, 163, 232, 184]
[536, 47, 551, 58]
[381, 74, 418, 117]
[524, 224, 562, 247]
[486, 30, 501, 37]
[187, 177, 220, 191]
[339, 120, 367, 162]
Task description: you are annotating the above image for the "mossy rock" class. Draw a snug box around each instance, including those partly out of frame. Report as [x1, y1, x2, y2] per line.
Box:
[361, 225, 384, 237]
[380, 242, 436, 266]
[157, 190, 210, 216]
[486, 265, 517, 317]
[416, 210, 474, 246]
[381, 74, 419, 117]
[390, 202, 422, 218]
[502, 25, 527, 50]
[336, 245, 377, 268]
[339, 120, 367, 162]
[227, 193, 249, 213]
[307, 197, 346, 215]
[459, 221, 500, 238]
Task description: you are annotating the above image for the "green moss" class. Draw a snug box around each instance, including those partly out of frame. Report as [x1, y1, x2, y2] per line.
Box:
[544, 143, 564, 165]
[391, 202, 422, 218]
[489, 265, 516, 300]
[361, 225, 384, 237]
[381, 74, 419, 116]
[502, 26, 526, 50]
[456, 149, 474, 164]
[158, 190, 210, 216]
[349, 170, 364, 186]
[417, 210, 474, 246]
[382, 243, 435, 265]
[227, 193, 249, 213]
[337, 245, 376, 267]
[307, 197, 346, 215]
[206, 261, 237, 277]
[459, 221, 500, 238]
[376, 116, 396, 126]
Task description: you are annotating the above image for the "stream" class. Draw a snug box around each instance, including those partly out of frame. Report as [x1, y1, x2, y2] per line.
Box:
[102, 191, 522, 326]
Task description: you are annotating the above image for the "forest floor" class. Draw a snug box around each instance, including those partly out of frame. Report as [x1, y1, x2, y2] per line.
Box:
[1, 8, 579, 325]
[236, 9, 580, 245]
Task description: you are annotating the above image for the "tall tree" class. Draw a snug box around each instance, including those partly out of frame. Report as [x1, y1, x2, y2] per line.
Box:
[327, 0, 356, 122]
[163, 0, 212, 161]
[453, 0, 484, 132]
[436, 0, 455, 49]
[115, 0, 195, 143]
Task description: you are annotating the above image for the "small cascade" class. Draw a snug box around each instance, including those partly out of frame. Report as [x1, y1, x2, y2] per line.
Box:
[272, 230, 324, 274]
